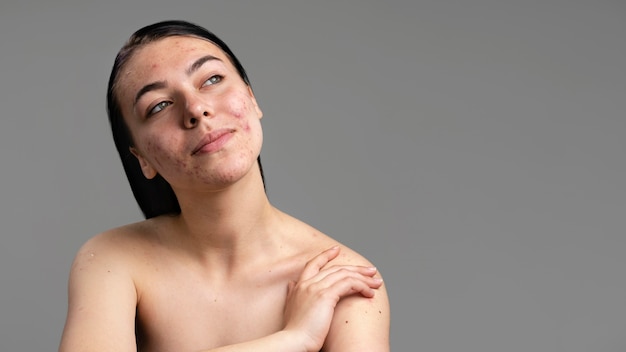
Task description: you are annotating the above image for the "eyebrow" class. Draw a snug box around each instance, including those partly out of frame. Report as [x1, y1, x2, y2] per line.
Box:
[187, 54, 221, 76]
[133, 81, 167, 107]
[133, 54, 222, 107]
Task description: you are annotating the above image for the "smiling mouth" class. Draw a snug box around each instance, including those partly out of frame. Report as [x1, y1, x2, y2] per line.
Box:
[192, 129, 236, 155]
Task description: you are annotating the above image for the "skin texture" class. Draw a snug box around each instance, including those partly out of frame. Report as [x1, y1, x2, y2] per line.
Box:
[59, 36, 390, 352]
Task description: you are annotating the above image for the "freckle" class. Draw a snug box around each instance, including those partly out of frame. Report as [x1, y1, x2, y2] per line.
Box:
[345, 320, 349, 324]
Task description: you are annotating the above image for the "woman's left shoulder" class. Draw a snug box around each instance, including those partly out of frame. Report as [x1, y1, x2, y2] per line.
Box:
[331, 242, 375, 267]
[277, 209, 376, 267]
[304, 230, 375, 268]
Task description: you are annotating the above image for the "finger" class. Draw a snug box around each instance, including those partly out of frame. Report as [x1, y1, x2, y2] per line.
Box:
[298, 246, 341, 281]
[322, 268, 383, 289]
[308, 269, 383, 297]
[318, 275, 382, 300]
[307, 265, 378, 285]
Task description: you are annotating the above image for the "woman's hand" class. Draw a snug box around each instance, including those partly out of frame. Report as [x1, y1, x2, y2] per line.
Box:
[282, 246, 383, 352]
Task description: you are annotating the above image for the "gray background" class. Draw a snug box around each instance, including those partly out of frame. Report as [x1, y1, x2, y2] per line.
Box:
[1, 0, 624, 351]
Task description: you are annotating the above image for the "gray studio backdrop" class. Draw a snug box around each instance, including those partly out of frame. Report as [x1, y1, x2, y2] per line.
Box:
[1, 1, 624, 351]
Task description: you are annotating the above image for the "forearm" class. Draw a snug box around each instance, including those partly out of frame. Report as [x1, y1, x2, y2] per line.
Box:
[199, 330, 308, 352]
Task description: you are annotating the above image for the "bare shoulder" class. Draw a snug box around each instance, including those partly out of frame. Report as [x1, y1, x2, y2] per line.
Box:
[60, 220, 158, 351]
[283, 215, 390, 352]
[281, 212, 376, 268]
[71, 220, 155, 271]
[77, 219, 155, 250]
[67, 218, 161, 299]
[322, 241, 390, 351]
[66, 218, 166, 297]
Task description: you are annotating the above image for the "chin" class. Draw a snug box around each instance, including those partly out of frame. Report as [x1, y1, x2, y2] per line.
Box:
[207, 159, 259, 187]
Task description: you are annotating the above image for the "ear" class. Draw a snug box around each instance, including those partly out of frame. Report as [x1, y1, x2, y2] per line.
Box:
[247, 86, 263, 120]
[129, 147, 158, 179]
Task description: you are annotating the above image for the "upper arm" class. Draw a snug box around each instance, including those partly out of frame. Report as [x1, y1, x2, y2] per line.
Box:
[323, 254, 391, 352]
[59, 234, 138, 352]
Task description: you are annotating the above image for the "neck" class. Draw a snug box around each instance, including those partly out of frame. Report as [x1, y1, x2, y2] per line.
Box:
[169, 165, 280, 266]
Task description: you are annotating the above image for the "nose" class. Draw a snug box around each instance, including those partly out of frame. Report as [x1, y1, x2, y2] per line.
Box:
[183, 93, 212, 128]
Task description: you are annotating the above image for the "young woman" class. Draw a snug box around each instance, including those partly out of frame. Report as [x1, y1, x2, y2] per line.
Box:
[59, 20, 389, 352]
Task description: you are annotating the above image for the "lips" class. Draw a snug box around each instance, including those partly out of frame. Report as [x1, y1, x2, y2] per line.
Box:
[191, 129, 235, 155]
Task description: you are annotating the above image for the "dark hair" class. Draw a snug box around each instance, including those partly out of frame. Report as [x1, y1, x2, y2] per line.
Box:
[107, 20, 264, 219]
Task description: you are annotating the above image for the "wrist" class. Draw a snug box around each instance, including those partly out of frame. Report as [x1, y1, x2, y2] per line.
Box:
[275, 329, 311, 352]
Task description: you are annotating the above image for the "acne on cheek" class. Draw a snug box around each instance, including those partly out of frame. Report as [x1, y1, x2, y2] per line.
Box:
[228, 97, 246, 117]
[144, 139, 187, 169]
[143, 140, 164, 169]
[227, 95, 254, 131]
[239, 149, 255, 162]
[191, 164, 205, 179]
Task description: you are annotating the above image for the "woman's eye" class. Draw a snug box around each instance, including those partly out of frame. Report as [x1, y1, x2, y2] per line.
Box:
[202, 75, 223, 87]
[148, 101, 171, 116]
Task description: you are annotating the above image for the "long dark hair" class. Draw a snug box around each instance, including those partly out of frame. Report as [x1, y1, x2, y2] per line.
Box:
[107, 20, 265, 219]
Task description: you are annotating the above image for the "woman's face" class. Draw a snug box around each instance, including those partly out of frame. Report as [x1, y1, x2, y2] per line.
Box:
[116, 36, 263, 191]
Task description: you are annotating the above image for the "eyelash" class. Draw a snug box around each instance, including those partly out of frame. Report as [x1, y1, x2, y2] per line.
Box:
[202, 74, 223, 87]
[146, 75, 224, 117]
[147, 101, 172, 116]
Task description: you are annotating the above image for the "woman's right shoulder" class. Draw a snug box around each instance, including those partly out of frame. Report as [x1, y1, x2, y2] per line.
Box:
[71, 219, 159, 269]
